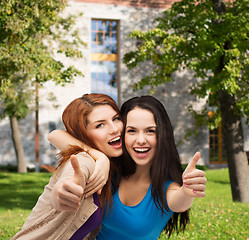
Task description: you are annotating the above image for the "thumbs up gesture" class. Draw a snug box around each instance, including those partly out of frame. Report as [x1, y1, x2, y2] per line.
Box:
[50, 155, 86, 212]
[182, 152, 207, 198]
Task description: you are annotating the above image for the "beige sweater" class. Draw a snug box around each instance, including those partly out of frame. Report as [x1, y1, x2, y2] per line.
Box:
[11, 152, 100, 240]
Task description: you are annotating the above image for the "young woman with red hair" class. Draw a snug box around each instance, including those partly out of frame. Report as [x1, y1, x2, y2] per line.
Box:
[11, 93, 123, 240]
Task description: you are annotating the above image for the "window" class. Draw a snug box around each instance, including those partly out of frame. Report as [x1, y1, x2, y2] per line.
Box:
[91, 20, 119, 103]
[208, 111, 227, 164]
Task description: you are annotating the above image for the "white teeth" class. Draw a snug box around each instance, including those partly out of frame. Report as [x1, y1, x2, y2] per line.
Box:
[134, 148, 149, 153]
[109, 136, 120, 143]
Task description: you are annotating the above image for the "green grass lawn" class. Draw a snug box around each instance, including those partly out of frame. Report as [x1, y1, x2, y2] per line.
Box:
[0, 168, 248, 240]
[160, 168, 249, 240]
[0, 172, 53, 239]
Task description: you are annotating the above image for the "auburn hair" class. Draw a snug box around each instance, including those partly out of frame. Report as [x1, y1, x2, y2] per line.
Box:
[56, 93, 120, 207]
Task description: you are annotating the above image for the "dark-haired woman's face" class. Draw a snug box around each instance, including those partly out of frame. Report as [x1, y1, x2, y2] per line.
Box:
[124, 107, 157, 168]
[86, 105, 123, 158]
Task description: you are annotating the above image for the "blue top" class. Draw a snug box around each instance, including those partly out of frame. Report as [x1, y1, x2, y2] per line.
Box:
[96, 181, 174, 240]
[70, 193, 101, 240]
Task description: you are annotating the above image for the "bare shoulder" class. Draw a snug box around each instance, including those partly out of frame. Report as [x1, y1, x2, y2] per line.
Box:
[167, 181, 181, 191]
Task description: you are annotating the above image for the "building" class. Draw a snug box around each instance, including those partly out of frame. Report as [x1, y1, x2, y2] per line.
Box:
[0, 0, 248, 170]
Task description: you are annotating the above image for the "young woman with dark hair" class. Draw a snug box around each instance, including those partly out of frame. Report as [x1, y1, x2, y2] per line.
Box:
[108, 95, 189, 237]
[97, 95, 206, 239]
[48, 95, 207, 239]
[11, 93, 123, 240]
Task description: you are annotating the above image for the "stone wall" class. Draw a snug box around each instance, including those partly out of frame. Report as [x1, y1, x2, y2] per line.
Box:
[2, 1, 245, 169]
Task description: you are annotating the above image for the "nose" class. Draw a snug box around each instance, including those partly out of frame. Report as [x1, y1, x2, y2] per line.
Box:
[109, 122, 119, 134]
[136, 132, 146, 145]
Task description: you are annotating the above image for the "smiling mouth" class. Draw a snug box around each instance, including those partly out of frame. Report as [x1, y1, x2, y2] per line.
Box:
[108, 136, 122, 148]
[133, 147, 150, 153]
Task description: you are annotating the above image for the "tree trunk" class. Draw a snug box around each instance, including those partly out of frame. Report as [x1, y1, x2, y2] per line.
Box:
[9, 116, 27, 173]
[212, 0, 249, 203]
[218, 90, 249, 202]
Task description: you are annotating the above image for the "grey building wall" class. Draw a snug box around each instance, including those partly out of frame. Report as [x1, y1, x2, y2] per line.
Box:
[2, 1, 247, 169]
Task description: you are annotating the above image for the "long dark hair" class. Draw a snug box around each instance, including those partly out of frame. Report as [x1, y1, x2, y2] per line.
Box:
[56, 93, 120, 207]
[119, 95, 189, 237]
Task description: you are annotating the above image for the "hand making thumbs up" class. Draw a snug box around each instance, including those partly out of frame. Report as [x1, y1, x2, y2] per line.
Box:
[50, 155, 86, 212]
[71, 154, 86, 188]
[182, 152, 207, 198]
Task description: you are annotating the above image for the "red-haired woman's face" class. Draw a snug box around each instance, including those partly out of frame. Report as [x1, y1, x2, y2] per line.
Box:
[86, 105, 123, 158]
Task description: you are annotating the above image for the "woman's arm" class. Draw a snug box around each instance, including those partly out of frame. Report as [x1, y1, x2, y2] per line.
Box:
[48, 130, 110, 196]
[48, 130, 85, 151]
[166, 152, 207, 213]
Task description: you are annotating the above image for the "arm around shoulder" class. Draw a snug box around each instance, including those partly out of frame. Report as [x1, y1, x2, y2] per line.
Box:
[48, 130, 110, 196]
[47, 130, 85, 151]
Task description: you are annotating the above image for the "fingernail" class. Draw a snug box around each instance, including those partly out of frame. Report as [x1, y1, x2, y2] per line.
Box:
[183, 180, 187, 183]
[184, 176, 188, 179]
[185, 184, 189, 187]
[193, 190, 196, 193]
[85, 194, 88, 198]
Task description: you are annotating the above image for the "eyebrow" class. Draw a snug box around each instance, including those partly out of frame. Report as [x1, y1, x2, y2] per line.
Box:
[92, 113, 120, 124]
[92, 119, 105, 124]
[126, 126, 156, 129]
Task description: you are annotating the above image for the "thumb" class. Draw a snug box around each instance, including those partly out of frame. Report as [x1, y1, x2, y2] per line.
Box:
[184, 151, 200, 174]
[70, 155, 85, 187]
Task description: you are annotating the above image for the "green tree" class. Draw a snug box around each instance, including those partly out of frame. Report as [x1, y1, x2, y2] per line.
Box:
[1, 76, 32, 173]
[123, 0, 249, 202]
[0, 0, 84, 172]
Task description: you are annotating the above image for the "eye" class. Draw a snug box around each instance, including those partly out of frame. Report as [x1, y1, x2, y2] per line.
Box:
[96, 123, 104, 129]
[126, 128, 136, 134]
[113, 116, 121, 122]
[147, 129, 156, 134]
